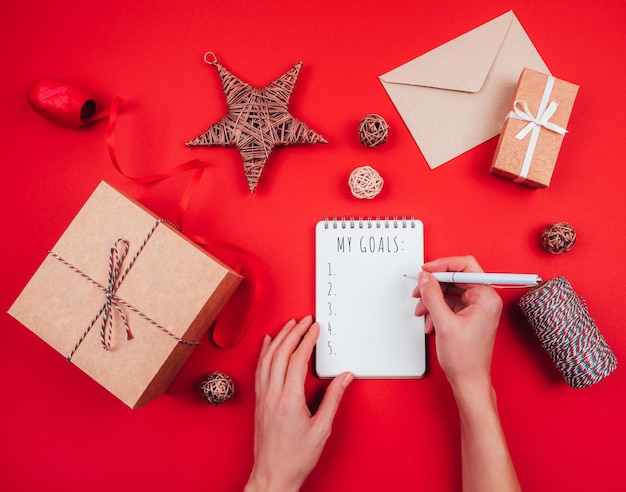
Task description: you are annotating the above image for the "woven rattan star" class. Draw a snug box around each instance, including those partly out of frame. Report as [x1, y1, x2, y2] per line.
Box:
[187, 53, 328, 193]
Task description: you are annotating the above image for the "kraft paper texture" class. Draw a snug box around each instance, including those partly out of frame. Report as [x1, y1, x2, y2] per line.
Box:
[490, 68, 579, 187]
[9, 182, 242, 408]
[379, 11, 549, 169]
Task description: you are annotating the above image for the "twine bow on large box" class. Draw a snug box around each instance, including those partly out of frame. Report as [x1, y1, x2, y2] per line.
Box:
[8, 181, 243, 408]
[48, 220, 199, 362]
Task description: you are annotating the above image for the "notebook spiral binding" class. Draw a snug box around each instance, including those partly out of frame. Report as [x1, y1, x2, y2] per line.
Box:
[324, 216, 417, 229]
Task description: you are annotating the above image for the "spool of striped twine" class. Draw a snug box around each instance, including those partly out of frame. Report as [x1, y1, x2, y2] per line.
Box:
[518, 276, 617, 388]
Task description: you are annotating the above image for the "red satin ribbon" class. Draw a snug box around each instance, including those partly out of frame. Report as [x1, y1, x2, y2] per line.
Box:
[106, 97, 204, 185]
[104, 97, 261, 348]
[85, 107, 112, 125]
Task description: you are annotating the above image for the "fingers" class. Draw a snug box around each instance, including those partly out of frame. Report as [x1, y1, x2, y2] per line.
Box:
[422, 255, 485, 274]
[266, 316, 315, 395]
[255, 317, 353, 434]
[255, 318, 297, 397]
[314, 371, 354, 433]
[255, 333, 272, 394]
[413, 282, 464, 300]
[284, 321, 320, 391]
[460, 284, 503, 316]
[414, 272, 455, 328]
[413, 256, 486, 325]
[256, 316, 320, 400]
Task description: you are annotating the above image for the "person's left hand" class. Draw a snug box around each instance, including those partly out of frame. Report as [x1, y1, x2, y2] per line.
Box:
[245, 316, 354, 492]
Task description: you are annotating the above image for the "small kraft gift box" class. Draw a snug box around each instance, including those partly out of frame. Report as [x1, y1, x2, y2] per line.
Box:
[9, 181, 242, 408]
[490, 67, 579, 187]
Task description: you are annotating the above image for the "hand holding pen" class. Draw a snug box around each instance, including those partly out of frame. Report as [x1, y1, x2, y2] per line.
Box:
[412, 255, 521, 491]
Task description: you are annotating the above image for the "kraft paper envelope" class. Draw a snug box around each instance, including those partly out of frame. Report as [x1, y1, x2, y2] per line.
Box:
[379, 11, 549, 169]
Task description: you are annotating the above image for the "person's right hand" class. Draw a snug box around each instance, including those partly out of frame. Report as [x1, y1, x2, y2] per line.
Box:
[413, 255, 503, 395]
[414, 256, 521, 492]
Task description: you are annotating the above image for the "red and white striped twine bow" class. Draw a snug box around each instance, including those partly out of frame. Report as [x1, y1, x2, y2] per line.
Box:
[48, 220, 199, 362]
[100, 238, 133, 351]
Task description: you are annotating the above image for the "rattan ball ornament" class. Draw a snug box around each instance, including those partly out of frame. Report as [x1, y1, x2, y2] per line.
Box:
[358, 114, 389, 147]
[349, 165, 384, 199]
[542, 222, 577, 254]
[201, 372, 234, 405]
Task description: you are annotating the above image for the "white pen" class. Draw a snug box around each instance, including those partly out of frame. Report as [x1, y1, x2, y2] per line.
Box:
[404, 272, 542, 286]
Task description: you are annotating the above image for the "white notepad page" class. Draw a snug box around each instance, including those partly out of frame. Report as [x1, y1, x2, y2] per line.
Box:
[315, 217, 425, 378]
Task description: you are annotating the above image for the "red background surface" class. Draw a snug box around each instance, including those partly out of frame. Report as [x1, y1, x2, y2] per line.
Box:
[2, 1, 625, 490]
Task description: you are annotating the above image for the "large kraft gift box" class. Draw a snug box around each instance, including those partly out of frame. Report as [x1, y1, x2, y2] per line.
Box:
[490, 67, 579, 187]
[9, 181, 242, 408]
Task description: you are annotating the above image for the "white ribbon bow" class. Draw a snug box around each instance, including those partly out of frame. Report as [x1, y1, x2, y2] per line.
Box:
[508, 100, 568, 140]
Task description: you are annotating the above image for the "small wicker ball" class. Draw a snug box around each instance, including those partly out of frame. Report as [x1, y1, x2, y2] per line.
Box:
[542, 222, 577, 254]
[349, 165, 384, 199]
[358, 114, 389, 147]
[201, 372, 234, 405]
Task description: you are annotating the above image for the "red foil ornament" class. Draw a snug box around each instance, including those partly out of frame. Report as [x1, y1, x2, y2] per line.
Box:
[27, 78, 98, 128]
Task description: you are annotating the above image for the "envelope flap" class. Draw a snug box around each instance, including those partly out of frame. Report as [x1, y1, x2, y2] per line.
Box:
[379, 11, 514, 93]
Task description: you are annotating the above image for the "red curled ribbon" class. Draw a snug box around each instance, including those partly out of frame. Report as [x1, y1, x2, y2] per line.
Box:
[104, 97, 261, 348]
[27, 78, 111, 129]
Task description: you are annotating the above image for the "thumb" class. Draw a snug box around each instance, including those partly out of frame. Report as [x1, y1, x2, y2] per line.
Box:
[314, 371, 353, 429]
[417, 272, 454, 328]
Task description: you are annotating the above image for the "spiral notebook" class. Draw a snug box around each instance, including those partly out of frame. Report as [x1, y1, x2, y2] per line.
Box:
[315, 217, 426, 378]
